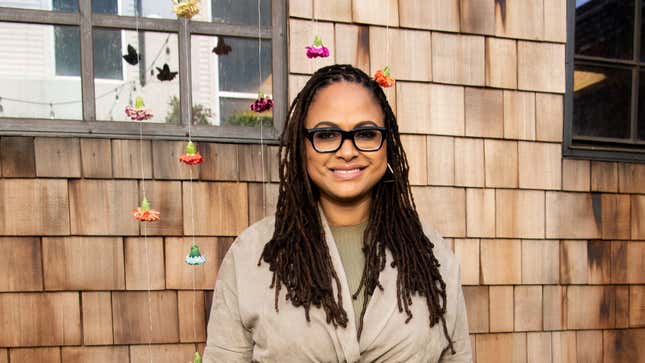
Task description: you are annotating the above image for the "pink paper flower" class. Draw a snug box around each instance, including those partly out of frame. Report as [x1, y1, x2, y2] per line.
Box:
[250, 92, 273, 113]
[305, 35, 330, 59]
[125, 96, 153, 121]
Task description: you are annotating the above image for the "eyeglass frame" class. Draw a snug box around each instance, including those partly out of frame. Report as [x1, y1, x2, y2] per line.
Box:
[303, 126, 388, 153]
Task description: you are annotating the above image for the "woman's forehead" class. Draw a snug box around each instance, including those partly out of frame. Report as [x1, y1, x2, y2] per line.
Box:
[304, 82, 384, 128]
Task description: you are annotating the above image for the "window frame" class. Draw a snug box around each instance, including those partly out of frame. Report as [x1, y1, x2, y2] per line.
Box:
[564, 0, 645, 162]
[0, 0, 287, 144]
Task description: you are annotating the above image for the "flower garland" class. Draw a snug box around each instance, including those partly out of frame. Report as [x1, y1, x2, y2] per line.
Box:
[305, 35, 330, 59]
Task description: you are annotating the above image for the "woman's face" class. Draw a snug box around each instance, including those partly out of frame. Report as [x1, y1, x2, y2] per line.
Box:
[304, 81, 387, 205]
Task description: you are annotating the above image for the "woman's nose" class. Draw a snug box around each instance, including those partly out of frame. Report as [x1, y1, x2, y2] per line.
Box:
[336, 138, 358, 160]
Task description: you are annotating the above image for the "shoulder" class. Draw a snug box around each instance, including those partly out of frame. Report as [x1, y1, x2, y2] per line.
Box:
[420, 224, 460, 285]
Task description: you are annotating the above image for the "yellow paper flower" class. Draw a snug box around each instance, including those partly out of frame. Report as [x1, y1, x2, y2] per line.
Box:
[172, 0, 200, 19]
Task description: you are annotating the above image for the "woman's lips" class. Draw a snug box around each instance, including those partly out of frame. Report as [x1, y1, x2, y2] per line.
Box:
[330, 167, 365, 180]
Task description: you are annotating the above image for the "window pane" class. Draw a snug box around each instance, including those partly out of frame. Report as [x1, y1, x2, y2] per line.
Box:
[94, 31, 180, 123]
[575, 0, 634, 60]
[191, 35, 272, 126]
[93, 0, 177, 19]
[0, 22, 82, 119]
[0, 0, 78, 11]
[55, 26, 80, 76]
[638, 72, 645, 140]
[573, 64, 631, 139]
[203, 0, 271, 26]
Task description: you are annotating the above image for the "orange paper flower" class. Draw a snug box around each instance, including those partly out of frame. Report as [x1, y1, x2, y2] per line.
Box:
[374, 66, 395, 88]
[133, 197, 160, 222]
[179, 141, 204, 165]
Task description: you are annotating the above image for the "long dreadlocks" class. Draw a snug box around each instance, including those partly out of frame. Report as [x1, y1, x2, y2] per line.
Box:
[258, 64, 455, 355]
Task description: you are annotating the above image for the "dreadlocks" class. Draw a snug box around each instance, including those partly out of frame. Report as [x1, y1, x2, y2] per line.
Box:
[258, 64, 455, 355]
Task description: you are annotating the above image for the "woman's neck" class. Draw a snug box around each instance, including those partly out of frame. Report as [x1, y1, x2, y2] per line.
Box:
[319, 194, 370, 227]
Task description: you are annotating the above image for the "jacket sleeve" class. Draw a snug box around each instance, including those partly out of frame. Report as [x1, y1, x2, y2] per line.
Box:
[439, 269, 473, 363]
[202, 245, 254, 362]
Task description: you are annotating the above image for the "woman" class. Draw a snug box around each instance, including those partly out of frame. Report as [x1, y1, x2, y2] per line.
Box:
[203, 64, 471, 362]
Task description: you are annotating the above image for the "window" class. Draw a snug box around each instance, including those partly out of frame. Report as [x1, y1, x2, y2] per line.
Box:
[565, 0, 645, 161]
[0, 0, 287, 141]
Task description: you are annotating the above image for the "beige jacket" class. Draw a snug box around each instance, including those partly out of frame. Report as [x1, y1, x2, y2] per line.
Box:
[203, 214, 472, 363]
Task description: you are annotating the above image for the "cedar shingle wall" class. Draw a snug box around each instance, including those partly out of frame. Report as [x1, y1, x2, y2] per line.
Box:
[0, 1, 643, 362]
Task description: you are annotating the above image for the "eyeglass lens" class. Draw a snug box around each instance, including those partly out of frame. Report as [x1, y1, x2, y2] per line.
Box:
[313, 129, 383, 152]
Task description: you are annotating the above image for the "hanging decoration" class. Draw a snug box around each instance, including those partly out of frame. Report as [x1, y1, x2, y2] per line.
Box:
[250, 92, 273, 113]
[172, 0, 200, 19]
[156, 63, 178, 81]
[122, 44, 141, 65]
[374, 66, 395, 88]
[305, 35, 330, 59]
[212, 37, 232, 56]
[125, 96, 153, 121]
[185, 244, 206, 265]
[133, 196, 160, 222]
[193, 352, 202, 363]
[179, 141, 204, 165]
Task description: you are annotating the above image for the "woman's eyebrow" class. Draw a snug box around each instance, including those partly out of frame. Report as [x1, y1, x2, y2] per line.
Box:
[312, 121, 338, 128]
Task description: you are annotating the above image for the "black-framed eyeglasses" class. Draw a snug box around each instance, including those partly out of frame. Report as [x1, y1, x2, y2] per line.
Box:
[304, 126, 388, 153]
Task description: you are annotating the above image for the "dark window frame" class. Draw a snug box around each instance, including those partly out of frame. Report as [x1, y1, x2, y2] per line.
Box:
[564, 0, 645, 162]
[0, 0, 287, 144]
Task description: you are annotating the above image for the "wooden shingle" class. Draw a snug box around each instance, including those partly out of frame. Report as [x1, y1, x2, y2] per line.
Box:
[476, 333, 527, 363]
[152, 140, 198, 180]
[0, 136, 36, 177]
[198, 142, 238, 181]
[248, 183, 279, 225]
[504, 90, 536, 140]
[130, 344, 196, 363]
[141, 181, 183, 235]
[600, 194, 631, 240]
[464, 286, 489, 333]
[590, 161, 618, 192]
[522, 240, 559, 284]
[178, 291, 206, 342]
[399, 0, 460, 32]
[352, 0, 399, 26]
[603, 329, 645, 363]
[412, 187, 465, 238]
[517, 41, 565, 93]
[111, 139, 152, 179]
[485, 37, 517, 89]
[42, 237, 125, 290]
[560, 240, 588, 284]
[396, 82, 431, 134]
[535, 93, 564, 142]
[496, 189, 544, 239]
[432, 33, 485, 86]
[429, 84, 465, 136]
[480, 239, 521, 284]
[527, 332, 551, 363]
[334, 24, 370, 74]
[611, 241, 645, 284]
[576, 330, 602, 363]
[465, 88, 504, 138]
[518, 141, 561, 190]
[238, 144, 271, 182]
[495, 0, 543, 40]
[615, 285, 629, 328]
[80, 138, 112, 178]
[165, 237, 220, 290]
[81, 292, 113, 345]
[426, 136, 454, 186]
[124, 237, 165, 290]
[588, 241, 611, 285]
[552, 331, 577, 363]
[544, 0, 567, 43]
[62, 347, 129, 363]
[455, 138, 484, 187]
[632, 195, 645, 240]
[0, 237, 42, 291]
[630, 286, 645, 327]
[0, 292, 80, 347]
[543, 285, 564, 331]
[289, 0, 312, 18]
[453, 238, 480, 285]
[112, 291, 179, 344]
[289, 19, 335, 74]
[466, 188, 495, 238]
[561, 159, 590, 192]
[9, 348, 60, 363]
[460, 0, 495, 35]
[183, 182, 248, 236]
[484, 140, 518, 188]
[69, 179, 139, 236]
[400, 135, 427, 185]
[288, 74, 310, 106]
[370, 27, 431, 81]
[313, 0, 351, 22]
[34, 137, 81, 178]
[515, 285, 542, 331]
[0, 179, 69, 235]
[546, 192, 600, 239]
[618, 162, 645, 193]
[566, 286, 615, 329]
[489, 285, 514, 332]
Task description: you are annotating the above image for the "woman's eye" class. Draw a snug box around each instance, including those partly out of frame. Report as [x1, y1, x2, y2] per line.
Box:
[355, 130, 379, 139]
[316, 131, 339, 140]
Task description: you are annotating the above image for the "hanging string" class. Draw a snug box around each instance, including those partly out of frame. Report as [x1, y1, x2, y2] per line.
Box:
[258, 0, 267, 216]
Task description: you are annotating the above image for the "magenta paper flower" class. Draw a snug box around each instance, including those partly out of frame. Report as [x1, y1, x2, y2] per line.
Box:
[305, 35, 330, 59]
[125, 96, 153, 121]
[250, 92, 273, 113]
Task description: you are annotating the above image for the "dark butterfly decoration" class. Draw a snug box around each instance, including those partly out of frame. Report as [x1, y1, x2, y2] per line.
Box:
[156, 63, 178, 81]
[212, 37, 232, 56]
[122, 44, 140, 65]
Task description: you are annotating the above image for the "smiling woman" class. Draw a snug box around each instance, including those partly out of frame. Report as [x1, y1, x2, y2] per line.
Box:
[203, 64, 472, 363]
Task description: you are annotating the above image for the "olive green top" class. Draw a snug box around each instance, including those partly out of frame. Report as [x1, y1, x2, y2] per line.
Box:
[329, 220, 368, 329]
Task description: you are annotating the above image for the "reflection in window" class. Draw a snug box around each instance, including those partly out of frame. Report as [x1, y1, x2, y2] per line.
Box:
[94, 31, 180, 123]
[0, 0, 78, 11]
[574, 0, 634, 60]
[210, 0, 271, 26]
[0, 22, 82, 119]
[191, 35, 272, 126]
